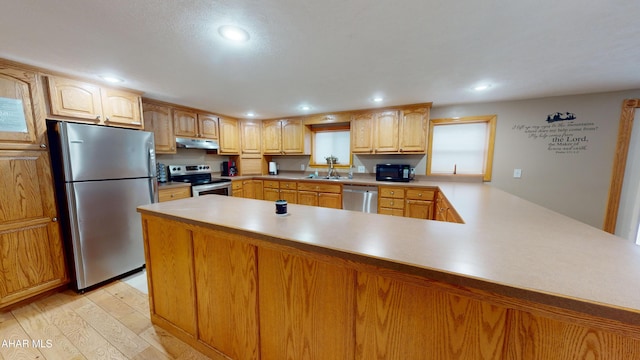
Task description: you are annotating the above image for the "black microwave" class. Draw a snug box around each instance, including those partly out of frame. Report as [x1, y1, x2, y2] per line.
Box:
[376, 164, 413, 182]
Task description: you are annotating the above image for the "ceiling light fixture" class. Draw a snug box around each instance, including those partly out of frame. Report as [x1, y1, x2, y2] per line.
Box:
[99, 75, 124, 83]
[218, 25, 250, 42]
[246, 112, 255, 117]
[372, 97, 384, 102]
[300, 105, 311, 111]
[473, 84, 491, 91]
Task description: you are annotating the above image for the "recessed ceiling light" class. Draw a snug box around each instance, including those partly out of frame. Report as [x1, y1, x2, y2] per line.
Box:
[218, 25, 250, 42]
[99, 75, 124, 83]
[300, 105, 311, 111]
[372, 97, 384, 102]
[246, 112, 255, 117]
[473, 84, 491, 91]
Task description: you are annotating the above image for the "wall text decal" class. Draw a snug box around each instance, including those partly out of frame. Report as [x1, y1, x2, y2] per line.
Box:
[511, 115, 599, 154]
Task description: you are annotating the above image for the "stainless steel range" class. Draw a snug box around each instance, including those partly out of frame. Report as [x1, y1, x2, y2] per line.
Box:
[168, 164, 232, 196]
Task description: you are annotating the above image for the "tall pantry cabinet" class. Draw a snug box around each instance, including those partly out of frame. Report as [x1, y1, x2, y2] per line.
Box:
[0, 62, 68, 309]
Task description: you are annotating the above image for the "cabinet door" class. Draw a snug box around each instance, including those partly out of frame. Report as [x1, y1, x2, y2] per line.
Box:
[219, 117, 240, 154]
[198, 113, 219, 139]
[281, 119, 304, 154]
[47, 76, 103, 122]
[253, 180, 264, 200]
[374, 110, 399, 152]
[280, 189, 297, 204]
[297, 190, 317, 206]
[158, 187, 191, 202]
[0, 150, 67, 308]
[242, 180, 255, 199]
[318, 193, 341, 209]
[0, 66, 43, 147]
[399, 108, 428, 152]
[405, 199, 434, 219]
[240, 120, 262, 157]
[350, 113, 374, 153]
[143, 102, 176, 153]
[173, 109, 198, 137]
[101, 88, 143, 129]
[262, 119, 282, 154]
[264, 188, 280, 202]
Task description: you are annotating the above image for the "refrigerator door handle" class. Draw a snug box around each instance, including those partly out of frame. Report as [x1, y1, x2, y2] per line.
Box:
[148, 146, 156, 178]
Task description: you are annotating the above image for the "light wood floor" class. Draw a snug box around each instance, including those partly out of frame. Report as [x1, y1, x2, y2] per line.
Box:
[0, 281, 210, 359]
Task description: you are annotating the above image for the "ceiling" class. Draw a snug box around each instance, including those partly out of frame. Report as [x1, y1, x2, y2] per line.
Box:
[1, 0, 639, 119]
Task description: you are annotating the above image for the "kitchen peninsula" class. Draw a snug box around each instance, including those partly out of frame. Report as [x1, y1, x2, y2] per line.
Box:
[137, 182, 640, 359]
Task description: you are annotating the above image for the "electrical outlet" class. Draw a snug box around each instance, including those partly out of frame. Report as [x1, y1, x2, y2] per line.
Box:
[300, 164, 306, 171]
[513, 168, 522, 178]
[357, 166, 365, 173]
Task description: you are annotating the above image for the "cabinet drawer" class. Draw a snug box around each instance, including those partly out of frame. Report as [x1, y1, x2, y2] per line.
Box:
[279, 181, 297, 190]
[159, 186, 191, 202]
[297, 182, 341, 193]
[379, 187, 404, 198]
[232, 181, 243, 190]
[379, 207, 404, 216]
[263, 180, 279, 189]
[405, 188, 435, 200]
[379, 197, 404, 209]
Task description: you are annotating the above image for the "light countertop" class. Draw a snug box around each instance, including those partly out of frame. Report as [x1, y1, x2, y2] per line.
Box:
[138, 182, 640, 324]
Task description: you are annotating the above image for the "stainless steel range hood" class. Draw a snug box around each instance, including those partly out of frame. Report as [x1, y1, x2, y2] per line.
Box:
[175, 137, 219, 150]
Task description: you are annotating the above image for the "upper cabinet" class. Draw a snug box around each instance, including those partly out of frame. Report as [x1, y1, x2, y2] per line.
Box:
[399, 107, 429, 152]
[46, 76, 143, 129]
[218, 116, 239, 154]
[0, 65, 46, 149]
[240, 119, 262, 158]
[351, 105, 430, 154]
[143, 102, 175, 154]
[173, 109, 219, 140]
[262, 118, 307, 155]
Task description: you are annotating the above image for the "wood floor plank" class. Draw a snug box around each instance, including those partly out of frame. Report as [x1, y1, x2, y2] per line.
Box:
[73, 300, 150, 358]
[2, 276, 208, 360]
[139, 325, 209, 359]
[0, 316, 46, 360]
[34, 295, 126, 359]
[11, 303, 86, 359]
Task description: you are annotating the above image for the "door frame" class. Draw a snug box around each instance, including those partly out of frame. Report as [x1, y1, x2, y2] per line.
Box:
[603, 99, 640, 233]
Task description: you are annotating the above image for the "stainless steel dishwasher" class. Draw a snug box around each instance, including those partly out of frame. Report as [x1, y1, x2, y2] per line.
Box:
[342, 185, 378, 213]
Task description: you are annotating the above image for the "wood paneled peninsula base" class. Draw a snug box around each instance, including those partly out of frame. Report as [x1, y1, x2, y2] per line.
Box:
[137, 188, 640, 360]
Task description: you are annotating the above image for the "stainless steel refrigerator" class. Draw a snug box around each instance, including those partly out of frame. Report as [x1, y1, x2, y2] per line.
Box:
[47, 121, 157, 292]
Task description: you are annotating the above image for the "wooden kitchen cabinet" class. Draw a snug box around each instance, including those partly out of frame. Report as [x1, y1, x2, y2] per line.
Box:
[350, 112, 374, 153]
[262, 118, 307, 155]
[46, 75, 143, 129]
[240, 119, 262, 158]
[173, 109, 198, 137]
[158, 186, 191, 202]
[0, 150, 68, 309]
[263, 180, 280, 201]
[399, 107, 429, 152]
[232, 180, 243, 197]
[242, 179, 265, 199]
[279, 181, 297, 204]
[218, 116, 240, 154]
[373, 110, 400, 152]
[404, 188, 436, 219]
[143, 102, 176, 154]
[435, 191, 463, 223]
[297, 182, 342, 209]
[378, 186, 405, 216]
[0, 64, 47, 149]
[197, 113, 219, 139]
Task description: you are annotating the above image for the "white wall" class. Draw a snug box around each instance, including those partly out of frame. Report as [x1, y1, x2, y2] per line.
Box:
[432, 89, 640, 228]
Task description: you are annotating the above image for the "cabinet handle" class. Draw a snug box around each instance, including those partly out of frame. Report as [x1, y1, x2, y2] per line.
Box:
[390, 201, 394, 206]
[52, 217, 58, 222]
[418, 193, 422, 197]
[171, 194, 175, 198]
[105, 116, 110, 121]
[390, 191, 394, 195]
[40, 143, 47, 149]
[96, 115, 101, 120]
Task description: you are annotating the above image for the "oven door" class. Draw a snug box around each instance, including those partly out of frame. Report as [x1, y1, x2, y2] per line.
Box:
[192, 182, 232, 197]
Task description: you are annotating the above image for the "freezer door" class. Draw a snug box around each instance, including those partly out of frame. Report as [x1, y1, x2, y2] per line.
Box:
[59, 122, 156, 181]
[65, 178, 154, 290]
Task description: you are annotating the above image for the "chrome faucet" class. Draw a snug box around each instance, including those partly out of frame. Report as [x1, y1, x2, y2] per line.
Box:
[326, 156, 339, 178]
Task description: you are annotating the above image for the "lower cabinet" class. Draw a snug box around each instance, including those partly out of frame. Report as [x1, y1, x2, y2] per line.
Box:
[0, 150, 68, 309]
[297, 182, 342, 209]
[404, 188, 435, 219]
[378, 186, 405, 216]
[158, 185, 191, 202]
[231, 180, 243, 197]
